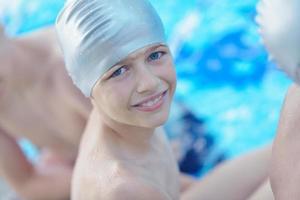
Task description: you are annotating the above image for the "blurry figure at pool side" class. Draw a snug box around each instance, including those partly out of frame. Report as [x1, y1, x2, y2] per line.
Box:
[168, 103, 226, 175]
[57, 0, 273, 199]
[0, 24, 92, 199]
[257, 0, 300, 199]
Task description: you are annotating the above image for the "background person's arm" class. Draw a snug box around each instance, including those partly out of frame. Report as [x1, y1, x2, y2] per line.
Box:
[180, 144, 272, 200]
[270, 83, 300, 200]
[0, 127, 72, 200]
[0, 127, 34, 193]
[247, 179, 274, 200]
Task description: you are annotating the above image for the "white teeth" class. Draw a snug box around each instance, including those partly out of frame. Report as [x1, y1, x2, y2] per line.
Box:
[140, 94, 162, 107]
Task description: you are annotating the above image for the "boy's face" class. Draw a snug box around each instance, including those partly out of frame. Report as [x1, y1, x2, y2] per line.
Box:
[92, 44, 176, 128]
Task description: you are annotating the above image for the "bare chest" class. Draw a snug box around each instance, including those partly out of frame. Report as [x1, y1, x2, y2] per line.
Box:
[109, 138, 180, 199]
[135, 154, 180, 199]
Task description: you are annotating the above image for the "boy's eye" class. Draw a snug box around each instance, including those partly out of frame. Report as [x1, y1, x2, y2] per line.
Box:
[148, 51, 165, 61]
[110, 66, 128, 78]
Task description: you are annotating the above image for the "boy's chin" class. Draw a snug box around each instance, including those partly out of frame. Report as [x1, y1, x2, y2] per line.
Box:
[141, 116, 169, 128]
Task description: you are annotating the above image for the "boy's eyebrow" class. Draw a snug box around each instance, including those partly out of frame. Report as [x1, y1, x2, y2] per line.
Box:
[145, 44, 167, 55]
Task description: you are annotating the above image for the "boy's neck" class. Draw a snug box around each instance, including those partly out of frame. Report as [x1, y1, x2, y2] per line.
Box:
[105, 116, 156, 145]
[95, 108, 161, 158]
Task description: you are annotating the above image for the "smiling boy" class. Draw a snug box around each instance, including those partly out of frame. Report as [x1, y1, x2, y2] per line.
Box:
[56, 0, 273, 199]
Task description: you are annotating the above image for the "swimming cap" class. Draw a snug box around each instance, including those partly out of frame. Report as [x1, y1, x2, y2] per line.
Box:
[257, 0, 300, 83]
[56, 0, 166, 96]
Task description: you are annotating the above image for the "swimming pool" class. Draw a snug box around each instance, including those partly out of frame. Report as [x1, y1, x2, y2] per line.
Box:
[1, 0, 291, 176]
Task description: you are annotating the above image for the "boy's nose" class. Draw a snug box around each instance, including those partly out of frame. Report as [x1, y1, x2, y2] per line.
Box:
[136, 66, 160, 94]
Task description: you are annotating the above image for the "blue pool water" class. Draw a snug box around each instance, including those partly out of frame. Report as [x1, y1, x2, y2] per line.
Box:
[1, 0, 291, 175]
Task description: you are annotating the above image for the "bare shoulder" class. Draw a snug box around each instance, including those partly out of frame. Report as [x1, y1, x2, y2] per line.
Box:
[106, 177, 170, 200]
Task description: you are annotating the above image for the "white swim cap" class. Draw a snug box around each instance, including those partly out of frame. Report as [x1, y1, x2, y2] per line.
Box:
[56, 0, 166, 96]
[257, 0, 300, 83]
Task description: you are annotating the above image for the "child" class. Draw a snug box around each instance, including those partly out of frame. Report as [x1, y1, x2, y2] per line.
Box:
[56, 0, 272, 199]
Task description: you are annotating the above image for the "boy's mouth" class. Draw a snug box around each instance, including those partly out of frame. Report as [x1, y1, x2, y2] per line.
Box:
[132, 90, 168, 112]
